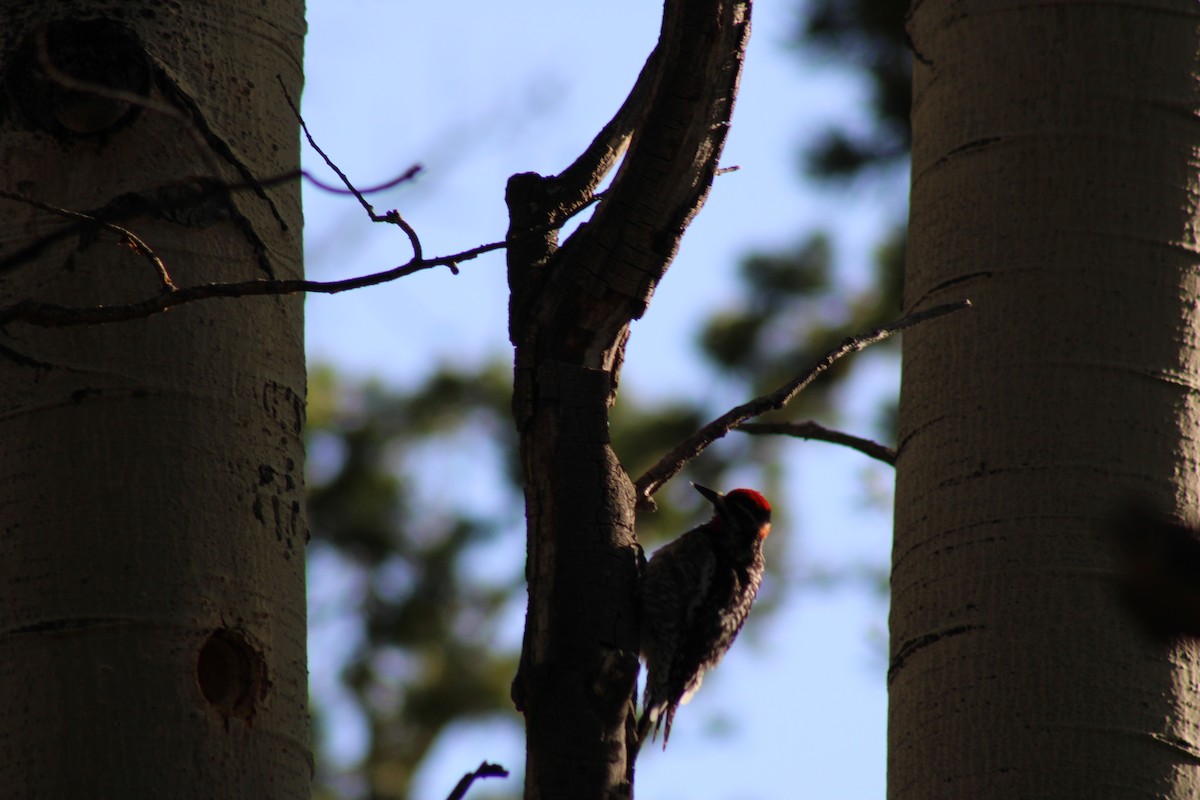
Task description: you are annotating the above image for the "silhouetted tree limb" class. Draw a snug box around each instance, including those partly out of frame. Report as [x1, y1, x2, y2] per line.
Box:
[444, 761, 509, 800]
[505, 1, 753, 797]
[739, 420, 897, 465]
[633, 299, 969, 508]
[0, 239, 505, 328]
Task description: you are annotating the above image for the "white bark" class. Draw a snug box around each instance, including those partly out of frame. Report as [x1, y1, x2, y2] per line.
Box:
[894, 3, 1200, 796]
[0, 2, 308, 796]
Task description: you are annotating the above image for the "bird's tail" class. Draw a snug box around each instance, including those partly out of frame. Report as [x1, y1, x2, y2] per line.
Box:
[635, 697, 674, 752]
[632, 709, 652, 760]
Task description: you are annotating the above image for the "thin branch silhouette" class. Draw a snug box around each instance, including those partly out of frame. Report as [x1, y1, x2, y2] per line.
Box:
[302, 164, 422, 196]
[0, 173, 298, 278]
[633, 299, 971, 508]
[0, 238, 511, 328]
[0, 188, 174, 290]
[738, 420, 896, 465]
[444, 761, 509, 800]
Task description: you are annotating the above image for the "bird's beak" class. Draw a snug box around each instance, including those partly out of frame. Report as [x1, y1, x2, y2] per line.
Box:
[692, 483, 725, 512]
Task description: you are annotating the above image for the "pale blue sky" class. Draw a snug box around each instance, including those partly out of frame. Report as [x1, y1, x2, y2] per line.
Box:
[302, 2, 899, 797]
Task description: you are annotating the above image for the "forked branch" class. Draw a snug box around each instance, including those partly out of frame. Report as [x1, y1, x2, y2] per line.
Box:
[633, 299, 971, 507]
[0, 83, 460, 332]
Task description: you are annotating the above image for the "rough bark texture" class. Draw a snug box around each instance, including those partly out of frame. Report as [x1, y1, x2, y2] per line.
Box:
[506, 2, 750, 798]
[894, 2, 1200, 796]
[0, 2, 308, 796]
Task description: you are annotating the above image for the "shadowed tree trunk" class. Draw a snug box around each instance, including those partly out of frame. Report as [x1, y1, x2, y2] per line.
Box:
[894, 2, 1200, 796]
[505, 1, 751, 797]
[0, 3, 308, 796]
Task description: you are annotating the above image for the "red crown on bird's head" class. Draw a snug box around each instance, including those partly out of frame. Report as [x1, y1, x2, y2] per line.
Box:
[694, 484, 772, 539]
[726, 488, 770, 514]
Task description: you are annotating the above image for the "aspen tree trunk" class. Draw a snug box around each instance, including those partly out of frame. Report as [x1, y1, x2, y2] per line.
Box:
[0, 4, 309, 796]
[894, 2, 1200, 796]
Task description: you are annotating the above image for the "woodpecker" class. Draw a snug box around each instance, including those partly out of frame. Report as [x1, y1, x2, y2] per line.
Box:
[637, 483, 772, 749]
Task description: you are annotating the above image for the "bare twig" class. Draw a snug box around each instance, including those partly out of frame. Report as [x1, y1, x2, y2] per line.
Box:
[0, 173, 308, 278]
[632, 299, 971, 507]
[445, 761, 509, 800]
[739, 421, 896, 466]
[277, 75, 423, 262]
[0, 188, 175, 290]
[30, 24, 289, 229]
[0, 239, 513, 328]
[0, 74, 605, 334]
[0, 173, 602, 331]
[302, 164, 422, 196]
[0, 165, 426, 280]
